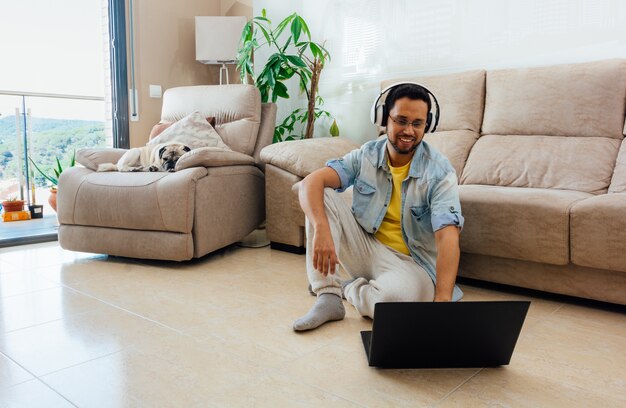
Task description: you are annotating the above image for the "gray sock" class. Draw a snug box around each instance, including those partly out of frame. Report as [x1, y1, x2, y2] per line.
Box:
[293, 293, 345, 331]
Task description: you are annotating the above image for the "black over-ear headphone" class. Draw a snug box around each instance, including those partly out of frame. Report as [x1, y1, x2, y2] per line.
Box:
[370, 82, 440, 133]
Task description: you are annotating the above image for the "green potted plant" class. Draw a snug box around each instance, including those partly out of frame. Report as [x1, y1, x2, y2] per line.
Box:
[237, 9, 339, 142]
[29, 151, 75, 212]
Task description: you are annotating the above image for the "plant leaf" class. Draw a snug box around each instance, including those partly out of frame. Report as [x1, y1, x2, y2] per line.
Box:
[246, 60, 254, 79]
[309, 42, 321, 60]
[299, 73, 309, 93]
[267, 68, 276, 88]
[239, 22, 252, 46]
[55, 156, 63, 174]
[280, 35, 292, 53]
[290, 16, 302, 43]
[276, 65, 295, 81]
[298, 16, 311, 40]
[259, 86, 268, 103]
[255, 22, 272, 45]
[298, 42, 309, 57]
[285, 55, 307, 68]
[330, 119, 340, 137]
[274, 13, 295, 38]
[28, 157, 58, 186]
[274, 81, 289, 99]
[319, 43, 331, 62]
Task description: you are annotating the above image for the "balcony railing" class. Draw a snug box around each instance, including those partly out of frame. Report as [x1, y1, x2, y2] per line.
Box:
[0, 90, 110, 211]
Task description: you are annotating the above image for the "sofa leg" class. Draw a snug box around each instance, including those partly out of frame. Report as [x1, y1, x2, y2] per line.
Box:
[270, 241, 305, 254]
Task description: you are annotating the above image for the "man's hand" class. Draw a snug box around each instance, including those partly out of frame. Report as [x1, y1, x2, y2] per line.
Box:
[298, 167, 343, 277]
[312, 224, 338, 276]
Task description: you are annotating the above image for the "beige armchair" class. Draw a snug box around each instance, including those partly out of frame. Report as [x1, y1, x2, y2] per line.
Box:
[58, 85, 277, 261]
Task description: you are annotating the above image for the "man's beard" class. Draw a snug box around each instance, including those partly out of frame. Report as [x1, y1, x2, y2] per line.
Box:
[388, 134, 420, 154]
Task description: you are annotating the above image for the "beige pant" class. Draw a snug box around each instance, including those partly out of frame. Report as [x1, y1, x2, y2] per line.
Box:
[307, 188, 435, 318]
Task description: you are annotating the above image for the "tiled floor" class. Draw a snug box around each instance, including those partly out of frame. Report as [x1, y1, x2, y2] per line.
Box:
[0, 241, 624, 407]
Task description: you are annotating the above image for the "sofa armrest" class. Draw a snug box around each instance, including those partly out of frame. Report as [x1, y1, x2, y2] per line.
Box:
[76, 148, 128, 171]
[260, 137, 360, 178]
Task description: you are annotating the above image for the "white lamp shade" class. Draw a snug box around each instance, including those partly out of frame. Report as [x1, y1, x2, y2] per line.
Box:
[195, 16, 247, 64]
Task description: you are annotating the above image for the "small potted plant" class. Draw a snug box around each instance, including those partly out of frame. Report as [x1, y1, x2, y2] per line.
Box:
[1, 195, 25, 213]
[29, 151, 75, 212]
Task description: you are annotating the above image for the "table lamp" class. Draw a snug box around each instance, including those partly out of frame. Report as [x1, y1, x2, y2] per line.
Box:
[195, 16, 247, 85]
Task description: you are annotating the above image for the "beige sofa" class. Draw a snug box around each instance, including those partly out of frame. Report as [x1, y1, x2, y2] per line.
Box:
[58, 85, 277, 261]
[260, 59, 626, 305]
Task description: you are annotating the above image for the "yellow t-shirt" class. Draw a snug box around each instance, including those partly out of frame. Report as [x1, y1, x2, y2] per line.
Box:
[375, 160, 411, 255]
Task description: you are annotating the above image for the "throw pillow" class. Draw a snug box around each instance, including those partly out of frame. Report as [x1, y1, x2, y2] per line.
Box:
[147, 112, 229, 150]
[148, 117, 216, 141]
[149, 122, 173, 140]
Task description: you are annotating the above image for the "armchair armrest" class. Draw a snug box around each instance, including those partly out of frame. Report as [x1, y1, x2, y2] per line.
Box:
[260, 137, 360, 178]
[76, 148, 128, 171]
[175, 147, 255, 171]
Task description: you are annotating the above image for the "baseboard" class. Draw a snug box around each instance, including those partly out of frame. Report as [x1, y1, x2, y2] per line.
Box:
[270, 241, 305, 254]
[0, 233, 58, 248]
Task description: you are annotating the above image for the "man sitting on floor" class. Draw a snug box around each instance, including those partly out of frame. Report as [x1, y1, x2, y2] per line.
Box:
[294, 83, 464, 331]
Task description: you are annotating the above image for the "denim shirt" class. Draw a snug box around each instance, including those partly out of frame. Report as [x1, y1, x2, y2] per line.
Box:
[327, 138, 464, 301]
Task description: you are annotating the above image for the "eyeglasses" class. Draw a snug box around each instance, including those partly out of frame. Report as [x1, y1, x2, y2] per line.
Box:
[388, 115, 426, 130]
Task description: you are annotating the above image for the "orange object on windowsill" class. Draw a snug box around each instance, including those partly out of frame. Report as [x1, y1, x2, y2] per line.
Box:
[2, 210, 31, 222]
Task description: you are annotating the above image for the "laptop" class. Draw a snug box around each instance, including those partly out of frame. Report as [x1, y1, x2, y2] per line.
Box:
[360, 301, 530, 368]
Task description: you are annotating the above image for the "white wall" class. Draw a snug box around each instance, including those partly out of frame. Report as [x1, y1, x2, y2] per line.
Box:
[256, 0, 626, 144]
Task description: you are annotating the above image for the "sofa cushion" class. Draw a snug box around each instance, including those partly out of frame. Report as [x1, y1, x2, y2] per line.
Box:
[461, 135, 620, 195]
[161, 85, 261, 156]
[382, 70, 485, 132]
[459, 185, 591, 265]
[482, 59, 626, 139]
[58, 167, 207, 233]
[609, 139, 626, 193]
[423, 130, 479, 179]
[570, 193, 626, 272]
[260, 137, 360, 178]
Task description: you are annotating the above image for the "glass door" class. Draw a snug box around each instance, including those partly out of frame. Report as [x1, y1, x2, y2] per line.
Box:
[0, 0, 113, 245]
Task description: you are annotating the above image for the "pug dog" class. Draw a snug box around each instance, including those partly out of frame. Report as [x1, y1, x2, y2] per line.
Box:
[97, 142, 191, 173]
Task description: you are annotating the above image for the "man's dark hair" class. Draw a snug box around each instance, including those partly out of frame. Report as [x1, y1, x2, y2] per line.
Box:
[383, 84, 431, 126]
